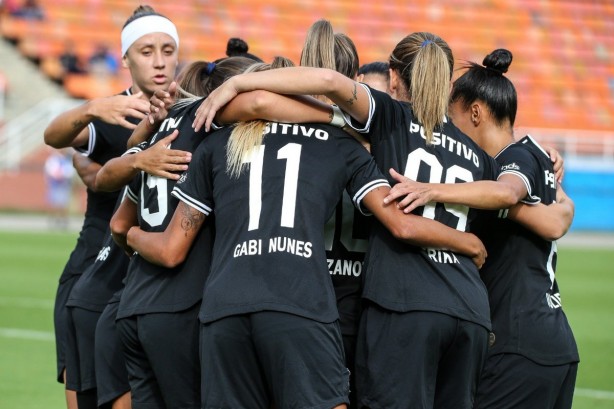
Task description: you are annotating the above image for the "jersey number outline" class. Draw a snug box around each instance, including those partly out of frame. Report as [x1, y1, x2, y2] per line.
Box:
[404, 148, 472, 231]
[140, 173, 168, 227]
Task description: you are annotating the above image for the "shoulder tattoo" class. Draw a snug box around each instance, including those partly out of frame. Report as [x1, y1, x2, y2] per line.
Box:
[179, 202, 205, 236]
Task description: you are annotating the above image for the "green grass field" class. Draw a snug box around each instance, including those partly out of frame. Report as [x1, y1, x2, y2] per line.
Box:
[0, 229, 613, 408]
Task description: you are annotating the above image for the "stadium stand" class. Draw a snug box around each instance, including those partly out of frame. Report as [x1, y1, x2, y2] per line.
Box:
[0, 0, 612, 214]
[0, 0, 611, 130]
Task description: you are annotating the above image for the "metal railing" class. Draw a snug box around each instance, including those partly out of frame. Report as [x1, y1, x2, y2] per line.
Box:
[0, 97, 84, 172]
[0, 105, 612, 172]
[515, 127, 614, 165]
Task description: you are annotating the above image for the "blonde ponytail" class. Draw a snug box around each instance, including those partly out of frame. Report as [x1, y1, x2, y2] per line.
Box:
[389, 32, 454, 144]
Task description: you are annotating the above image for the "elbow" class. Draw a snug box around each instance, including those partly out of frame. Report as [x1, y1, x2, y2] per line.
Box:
[248, 90, 276, 116]
[498, 186, 521, 209]
[43, 131, 62, 149]
[110, 215, 130, 241]
[93, 172, 107, 192]
[543, 223, 569, 241]
[320, 69, 339, 88]
[159, 246, 187, 268]
[389, 223, 417, 242]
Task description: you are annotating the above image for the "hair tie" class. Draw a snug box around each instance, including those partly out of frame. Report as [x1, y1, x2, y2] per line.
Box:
[484, 66, 503, 75]
[420, 39, 433, 48]
[206, 62, 216, 75]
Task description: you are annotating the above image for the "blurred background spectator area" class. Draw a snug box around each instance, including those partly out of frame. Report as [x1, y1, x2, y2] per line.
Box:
[0, 0, 612, 229]
[0, 0, 612, 131]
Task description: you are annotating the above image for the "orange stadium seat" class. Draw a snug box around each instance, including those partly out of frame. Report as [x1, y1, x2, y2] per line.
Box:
[1, 0, 611, 130]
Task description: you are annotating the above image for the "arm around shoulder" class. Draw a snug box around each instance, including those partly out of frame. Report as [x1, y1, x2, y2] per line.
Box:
[507, 183, 574, 241]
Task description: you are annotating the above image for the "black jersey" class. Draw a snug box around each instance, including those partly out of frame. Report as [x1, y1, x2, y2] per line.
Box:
[172, 122, 389, 324]
[475, 135, 579, 365]
[117, 99, 215, 319]
[76, 89, 137, 221]
[325, 193, 370, 336]
[66, 190, 130, 312]
[347, 86, 498, 330]
[59, 89, 137, 282]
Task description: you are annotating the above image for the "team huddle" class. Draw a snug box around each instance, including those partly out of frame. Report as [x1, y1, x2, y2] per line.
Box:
[44, 5, 579, 409]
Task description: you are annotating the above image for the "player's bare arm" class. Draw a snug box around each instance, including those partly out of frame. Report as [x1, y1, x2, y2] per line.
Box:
[126, 201, 206, 268]
[384, 168, 525, 213]
[110, 197, 139, 256]
[507, 182, 574, 241]
[179, 200, 205, 237]
[363, 185, 487, 268]
[72, 152, 101, 191]
[95, 131, 191, 192]
[44, 93, 151, 149]
[194, 67, 370, 132]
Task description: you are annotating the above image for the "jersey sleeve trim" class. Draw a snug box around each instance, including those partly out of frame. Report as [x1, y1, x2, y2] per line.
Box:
[524, 134, 550, 158]
[353, 179, 390, 215]
[122, 145, 144, 156]
[171, 187, 212, 216]
[343, 83, 375, 133]
[498, 170, 541, 204]
[126, 186, 138, 204]
[75, 123, 96, 155]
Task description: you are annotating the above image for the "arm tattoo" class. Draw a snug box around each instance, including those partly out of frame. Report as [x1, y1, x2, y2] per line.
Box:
[179, 203, 205, 236]
[346, 83, 358, 106]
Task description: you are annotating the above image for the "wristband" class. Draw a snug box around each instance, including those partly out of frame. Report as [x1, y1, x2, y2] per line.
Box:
[329, 105, 346, 128]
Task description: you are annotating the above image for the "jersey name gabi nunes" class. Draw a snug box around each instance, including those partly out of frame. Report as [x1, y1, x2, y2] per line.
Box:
[172, 122, 389, 324]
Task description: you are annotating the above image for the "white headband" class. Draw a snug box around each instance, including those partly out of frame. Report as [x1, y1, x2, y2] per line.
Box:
[121, 15, 179, 56]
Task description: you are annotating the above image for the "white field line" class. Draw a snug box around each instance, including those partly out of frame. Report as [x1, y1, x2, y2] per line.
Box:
[574, 388, 614, 400]
[1, 296, 614, 402]
[0, 296, 54, 309]
[0, 327, 54, 341]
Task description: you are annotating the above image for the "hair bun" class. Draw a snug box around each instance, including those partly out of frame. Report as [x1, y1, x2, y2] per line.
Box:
[226, 38, 249, 56]
[482, 49, 513, 74]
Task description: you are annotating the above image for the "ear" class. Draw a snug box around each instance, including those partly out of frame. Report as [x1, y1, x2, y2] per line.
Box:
[471, 103, 482, 127]
[388, 69, 400, 99]
[121, 54, 129, 69]
[357, 73, 364, 82]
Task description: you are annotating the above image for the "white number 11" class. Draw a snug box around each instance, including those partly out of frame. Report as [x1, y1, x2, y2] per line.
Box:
[244, 143, 302, 231]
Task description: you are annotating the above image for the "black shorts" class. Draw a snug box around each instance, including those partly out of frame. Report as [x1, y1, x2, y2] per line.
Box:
[65, 306, 101, 392]
[342, 333, 358, 409]
[95, 301, 130, 407]
[356, 303, 488, 409]
[200, 311, 350, 409]
[475, 353, 578, 409]
[53, 274, 80, 383]
[117, 303, 201, 409]
[338, 294, 361, 408]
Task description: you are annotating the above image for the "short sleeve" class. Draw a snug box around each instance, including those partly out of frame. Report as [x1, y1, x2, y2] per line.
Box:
[496, 146, 541, 204]
[171, 139, 215, 215]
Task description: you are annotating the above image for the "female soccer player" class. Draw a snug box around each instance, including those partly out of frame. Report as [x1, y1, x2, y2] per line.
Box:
[194, 31, 504, 409]
[386, 49, 578, 409]
[43, 5, 179, 408]
[357, 61, 390, 94]
[299, 19, 364, 408]
[123, 107, 488, 409]
[107, 56, 256, 409]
